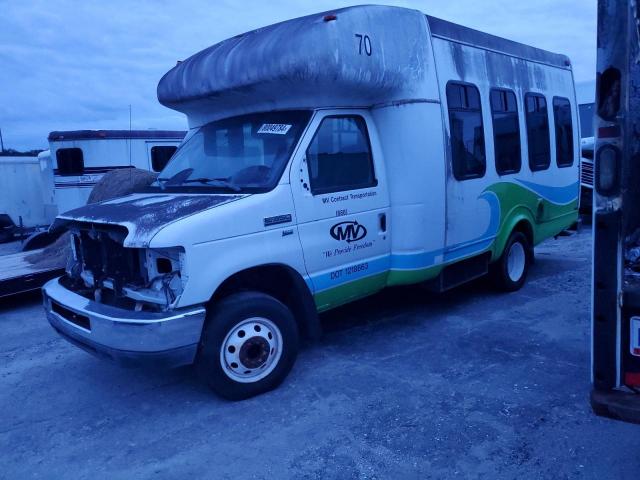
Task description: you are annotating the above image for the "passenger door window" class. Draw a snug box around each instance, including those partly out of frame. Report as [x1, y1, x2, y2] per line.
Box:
[553, 97, 575, 167]
[446, 82, 486, 180]
[305, 116, 377, 194]
[525, 93, 551, 171]
[491, 89, 521, 175]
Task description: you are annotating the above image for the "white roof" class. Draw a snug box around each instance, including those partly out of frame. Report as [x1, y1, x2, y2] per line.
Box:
[157, 5, 434, 125]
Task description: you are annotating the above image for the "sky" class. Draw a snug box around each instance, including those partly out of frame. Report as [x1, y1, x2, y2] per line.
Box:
[0, 0, 597, 150]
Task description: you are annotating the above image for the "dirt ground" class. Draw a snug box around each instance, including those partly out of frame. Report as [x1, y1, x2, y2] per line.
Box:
[1, 226, 639, 479]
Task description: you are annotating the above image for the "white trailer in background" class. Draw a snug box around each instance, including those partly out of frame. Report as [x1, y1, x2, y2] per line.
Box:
[37, 150, 59, 226]
[0, 131, 186, 298]
[0, 156, 55, 240]
[0, 156, 64, 298]
[0, 131, 186, 242]
[49, 130, 185, 215]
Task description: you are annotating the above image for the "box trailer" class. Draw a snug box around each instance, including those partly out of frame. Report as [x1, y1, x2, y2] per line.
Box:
[0, 155, 65, 298]
[0, 132, 186, 242]
[0, 156, 54, 239]
[0, 132, 186, 298]
[43, 5, 580, 399]
[48, 130, 185, 215]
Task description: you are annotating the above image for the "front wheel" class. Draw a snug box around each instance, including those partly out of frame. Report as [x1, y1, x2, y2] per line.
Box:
[196, 291, 298, 400]
[491, 231, 532, 292]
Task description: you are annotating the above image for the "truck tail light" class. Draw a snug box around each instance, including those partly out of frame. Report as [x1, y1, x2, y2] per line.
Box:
[625, 372, 640, 387]
[595, 145, 620, 195]
[598, 125, 621, 138]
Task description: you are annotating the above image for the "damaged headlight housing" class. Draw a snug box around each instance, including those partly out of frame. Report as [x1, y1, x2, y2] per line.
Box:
[66, 228, 187, 310]
[145, 248, 185, 284]
[123, 247, 187, 306]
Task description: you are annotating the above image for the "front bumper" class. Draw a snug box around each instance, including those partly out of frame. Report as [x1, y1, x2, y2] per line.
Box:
[43, 278, 206, 368]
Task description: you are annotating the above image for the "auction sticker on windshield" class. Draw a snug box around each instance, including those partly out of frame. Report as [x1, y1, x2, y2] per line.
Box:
[257, 124, 292, 135]
[632, 317, 640, 356]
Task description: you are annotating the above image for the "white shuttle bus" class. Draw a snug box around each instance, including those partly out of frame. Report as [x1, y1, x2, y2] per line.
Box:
[43, 6, 579, 399]
[48, 130, 185, 214]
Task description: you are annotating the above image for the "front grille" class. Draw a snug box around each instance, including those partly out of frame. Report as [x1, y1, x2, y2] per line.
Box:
[581, 160, 594, 187]
[75, 227, 145, 292]
[52, 301, 91, 330]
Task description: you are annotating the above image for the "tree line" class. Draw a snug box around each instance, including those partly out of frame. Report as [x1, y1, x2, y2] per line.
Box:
[0, 149, 45, 157]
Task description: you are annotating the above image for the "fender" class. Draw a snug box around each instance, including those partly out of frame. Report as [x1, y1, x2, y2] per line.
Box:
[210, 262, 321, 341]
[491, 206, 536, 261]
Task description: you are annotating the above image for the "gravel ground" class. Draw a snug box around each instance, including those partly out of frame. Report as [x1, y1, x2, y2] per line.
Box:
[1, 226, 639, 479]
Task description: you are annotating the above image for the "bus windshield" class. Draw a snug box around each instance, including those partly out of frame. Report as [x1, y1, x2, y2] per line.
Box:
[153, 110, 311, 193]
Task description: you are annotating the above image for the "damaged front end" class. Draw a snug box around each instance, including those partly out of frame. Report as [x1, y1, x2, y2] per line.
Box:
[64, 223, 187, 312]
[42, 221, 205, 367]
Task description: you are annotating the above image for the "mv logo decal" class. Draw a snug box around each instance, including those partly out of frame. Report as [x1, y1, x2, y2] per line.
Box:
[330, 221, 367, 243]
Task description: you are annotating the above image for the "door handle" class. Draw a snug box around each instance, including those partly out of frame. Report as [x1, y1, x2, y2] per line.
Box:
[379, 213, 387, 233]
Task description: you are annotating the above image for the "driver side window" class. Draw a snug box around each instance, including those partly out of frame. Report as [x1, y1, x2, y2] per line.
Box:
[306, 115, 377, 195]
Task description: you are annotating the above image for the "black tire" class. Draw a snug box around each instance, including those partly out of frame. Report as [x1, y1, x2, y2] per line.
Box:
[490, 231, 532, 292]
[196, 291, 299, 400]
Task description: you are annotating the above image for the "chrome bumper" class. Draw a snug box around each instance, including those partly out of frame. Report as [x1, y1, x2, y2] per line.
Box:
[42, 278, 206, 367]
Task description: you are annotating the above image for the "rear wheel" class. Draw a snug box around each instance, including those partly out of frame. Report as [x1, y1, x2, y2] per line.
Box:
[491, 231, 532, 291]
[196, 291, 298, 400]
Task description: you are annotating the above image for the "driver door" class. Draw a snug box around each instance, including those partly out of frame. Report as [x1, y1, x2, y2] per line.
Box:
[290, 110, 391, 310]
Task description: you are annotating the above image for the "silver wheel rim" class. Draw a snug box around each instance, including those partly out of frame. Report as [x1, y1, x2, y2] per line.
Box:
[507, 241, 526, 282]
[220, 317, 283, 383]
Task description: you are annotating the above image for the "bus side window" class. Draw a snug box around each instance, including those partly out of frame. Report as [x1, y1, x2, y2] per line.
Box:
[490, 88, 521, 175]
[525, 93, 551, 171]
[56, 148, 84, 176]
[553, 97, 575, 167]
[446, 82, 486, 180]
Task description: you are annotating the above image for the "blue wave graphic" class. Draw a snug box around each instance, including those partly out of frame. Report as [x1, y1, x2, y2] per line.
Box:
[515, 179, 579, 205]
[307, 180, 575, 294]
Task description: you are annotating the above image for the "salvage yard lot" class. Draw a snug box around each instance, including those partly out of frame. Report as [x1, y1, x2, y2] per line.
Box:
[1, 227, 639, 479]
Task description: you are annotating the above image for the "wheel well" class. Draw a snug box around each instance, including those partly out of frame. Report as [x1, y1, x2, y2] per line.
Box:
[211, 265, 321, 341]
[513, 219, 534, 247]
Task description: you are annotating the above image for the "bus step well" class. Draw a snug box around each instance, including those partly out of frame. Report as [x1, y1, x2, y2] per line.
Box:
[425, 253, 490, 292]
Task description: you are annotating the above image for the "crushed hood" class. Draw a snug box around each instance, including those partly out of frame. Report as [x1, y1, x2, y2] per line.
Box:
[52, 193, 245, 247]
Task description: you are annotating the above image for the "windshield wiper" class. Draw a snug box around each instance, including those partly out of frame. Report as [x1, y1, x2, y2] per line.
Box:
[181, 177, 241, 192]
[156, 168, 194, 190]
